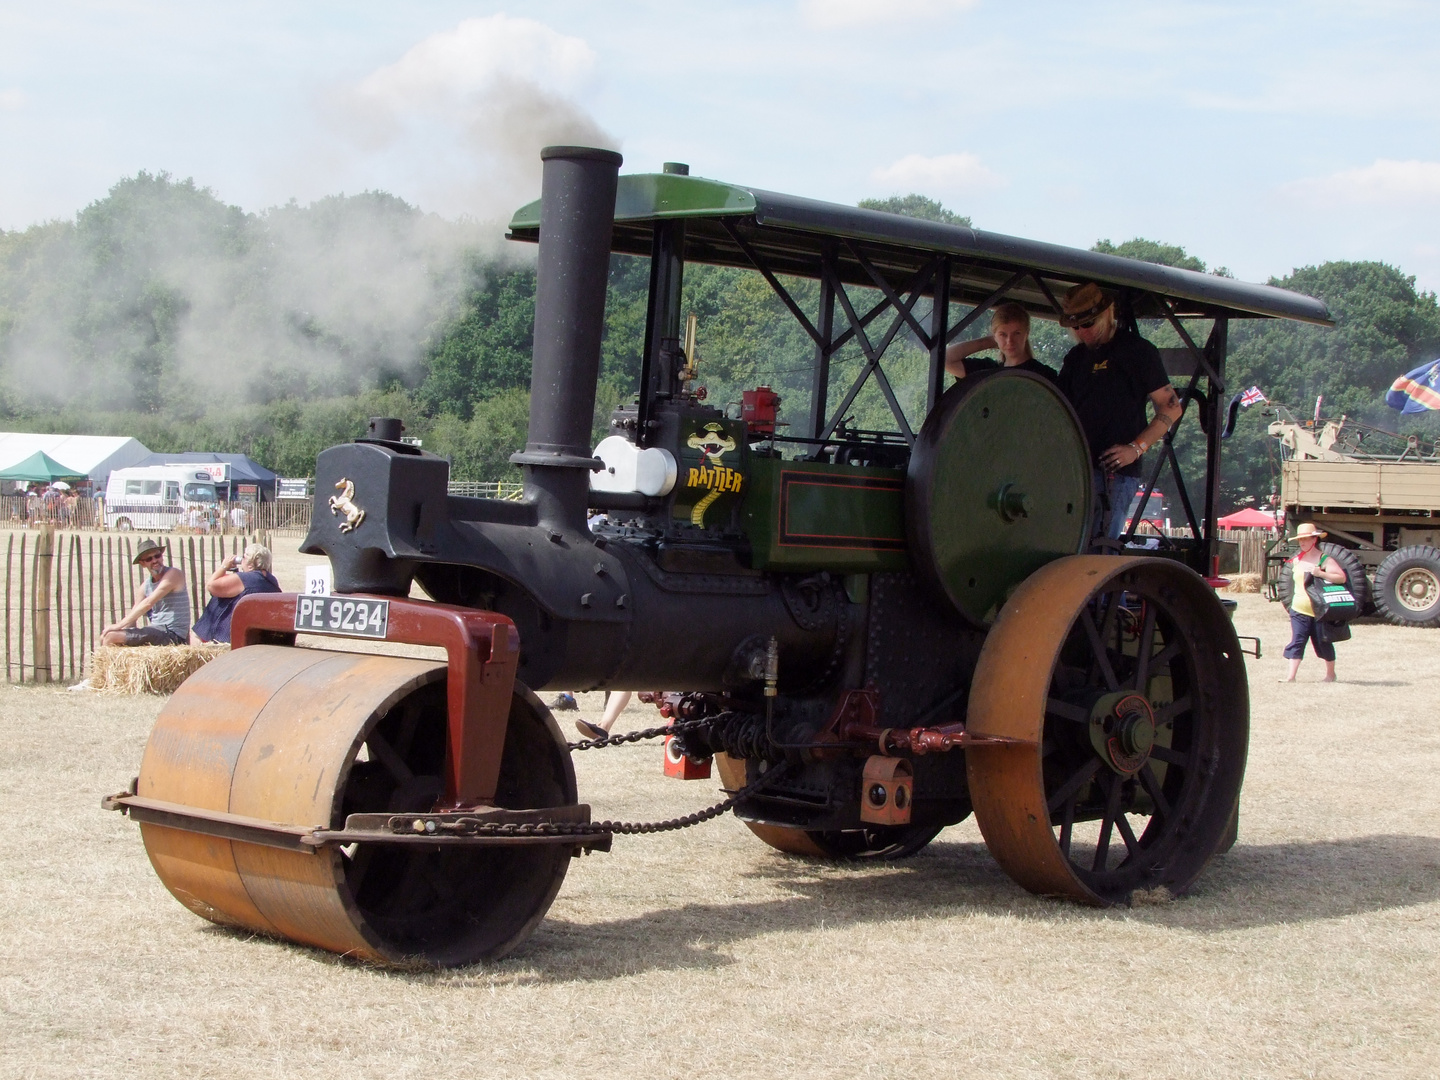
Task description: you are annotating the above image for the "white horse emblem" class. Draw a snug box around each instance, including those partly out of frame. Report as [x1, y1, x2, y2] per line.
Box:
[328, 478, 366, 533]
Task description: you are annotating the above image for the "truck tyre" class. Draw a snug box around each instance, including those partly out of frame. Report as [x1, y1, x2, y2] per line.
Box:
[1274, 542, 1370, 613]
[1374, 546, 1440, 628]
[114, 517, 133, 532]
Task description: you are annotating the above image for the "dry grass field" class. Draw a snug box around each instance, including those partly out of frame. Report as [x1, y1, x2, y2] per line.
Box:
[1, 566, 1437, 1079]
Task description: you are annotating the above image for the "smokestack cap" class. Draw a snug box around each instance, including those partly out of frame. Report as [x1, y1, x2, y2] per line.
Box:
[540, 146, 624, 166]
[365, 417, 404, 441]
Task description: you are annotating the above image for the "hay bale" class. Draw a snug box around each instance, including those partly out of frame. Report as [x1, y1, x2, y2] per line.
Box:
[1223, 572, 1262, 593]
[89, 644, 228, 695]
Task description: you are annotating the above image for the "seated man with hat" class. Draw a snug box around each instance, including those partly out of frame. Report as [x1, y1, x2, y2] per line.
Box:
[1056, 282, 1183, 540]
[100, 538, 192, 647]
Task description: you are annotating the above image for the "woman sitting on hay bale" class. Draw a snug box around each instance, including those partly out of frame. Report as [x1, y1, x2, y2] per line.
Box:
[191, 544, 281, 645]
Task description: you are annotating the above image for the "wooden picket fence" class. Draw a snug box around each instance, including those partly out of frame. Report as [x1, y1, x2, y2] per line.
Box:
[0, 496, 311, 536]
[3, 526, 270, 684]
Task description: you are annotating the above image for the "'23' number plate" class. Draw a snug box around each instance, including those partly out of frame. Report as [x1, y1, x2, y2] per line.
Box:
[294, 595, 389, 639]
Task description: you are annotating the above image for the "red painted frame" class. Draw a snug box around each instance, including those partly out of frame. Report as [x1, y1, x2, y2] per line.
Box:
[231, 593, 520, 808]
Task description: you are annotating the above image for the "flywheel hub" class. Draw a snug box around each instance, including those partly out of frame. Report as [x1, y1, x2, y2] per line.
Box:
[1089, 691, 1157, 775]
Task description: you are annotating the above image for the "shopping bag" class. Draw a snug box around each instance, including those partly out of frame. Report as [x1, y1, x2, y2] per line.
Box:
[1304, 576, 1358, 621]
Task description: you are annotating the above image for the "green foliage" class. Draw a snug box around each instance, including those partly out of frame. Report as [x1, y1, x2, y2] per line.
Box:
[417, 262, 535, 419]
[858, 194, 972, 228]
[4, 172, 1437, 503]
[1092, 237, 1206, 273]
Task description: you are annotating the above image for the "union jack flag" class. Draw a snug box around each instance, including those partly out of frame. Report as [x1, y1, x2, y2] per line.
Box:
[1238, 386, 1266, 407]
[1387, 360, 1440, 414]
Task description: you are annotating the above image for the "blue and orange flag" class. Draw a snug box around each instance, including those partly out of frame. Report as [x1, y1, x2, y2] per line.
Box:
[1387, 360, 1440, 414]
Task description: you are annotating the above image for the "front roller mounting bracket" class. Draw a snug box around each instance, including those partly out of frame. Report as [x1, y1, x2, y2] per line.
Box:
[230, 592, 519, 807]
[102, 791, 612, 853]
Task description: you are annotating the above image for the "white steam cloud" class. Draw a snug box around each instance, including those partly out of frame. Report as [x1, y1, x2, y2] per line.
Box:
[330, 15, 618, 220]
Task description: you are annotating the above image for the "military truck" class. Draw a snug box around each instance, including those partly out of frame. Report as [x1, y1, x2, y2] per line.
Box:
[1266, 408, 1440, 626]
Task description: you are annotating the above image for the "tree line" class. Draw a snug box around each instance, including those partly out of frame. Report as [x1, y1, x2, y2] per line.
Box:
[1, 175, 1436, 507]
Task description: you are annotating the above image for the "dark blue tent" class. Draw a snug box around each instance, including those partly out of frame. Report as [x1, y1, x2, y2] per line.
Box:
[133, 453, 278, 501]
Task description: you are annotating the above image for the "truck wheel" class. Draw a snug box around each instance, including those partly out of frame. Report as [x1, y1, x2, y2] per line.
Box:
[114, 517, 133, 532]
[1374, 546, 1440, 628]
[1274, 542, 1370, 613]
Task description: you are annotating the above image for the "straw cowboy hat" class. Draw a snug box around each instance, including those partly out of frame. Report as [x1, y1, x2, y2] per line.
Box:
[1293, 522, 1327, 540]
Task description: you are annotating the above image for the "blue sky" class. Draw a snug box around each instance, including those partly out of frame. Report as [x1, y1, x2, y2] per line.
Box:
[3, 0, 1439, 289]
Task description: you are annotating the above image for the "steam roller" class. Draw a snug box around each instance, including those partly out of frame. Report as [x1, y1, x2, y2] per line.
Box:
[104, 141, 1334, 967]
[134, 634, 585, 964]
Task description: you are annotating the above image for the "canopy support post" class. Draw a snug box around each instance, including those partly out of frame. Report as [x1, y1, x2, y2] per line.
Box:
[1201, 318, 1229, 572]
[927, 258, 951, 414]
[809, 253, 837, 440]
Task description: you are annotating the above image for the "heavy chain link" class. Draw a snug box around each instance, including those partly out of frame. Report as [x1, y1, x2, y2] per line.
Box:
[412, 763, 787, 839]
[565, 715, 715, 752]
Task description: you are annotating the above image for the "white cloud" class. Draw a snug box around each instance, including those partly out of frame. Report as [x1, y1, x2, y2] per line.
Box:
[799, 0, 978, 29]
[871, 152, 1005, 196]
[0, 89, 28, 112]
[355, 15, 597, 113]
[1283, 159, 1440, 206]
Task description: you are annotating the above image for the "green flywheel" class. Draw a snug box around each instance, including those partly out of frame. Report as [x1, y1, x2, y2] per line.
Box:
[905, 370, 1093, 625]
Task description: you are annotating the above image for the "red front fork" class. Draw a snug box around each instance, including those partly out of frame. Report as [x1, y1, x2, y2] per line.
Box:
[231, 593, 519, 809]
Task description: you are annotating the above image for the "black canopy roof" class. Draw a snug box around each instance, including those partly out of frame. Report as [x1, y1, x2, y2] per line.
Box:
[509, 172, 1332, 326]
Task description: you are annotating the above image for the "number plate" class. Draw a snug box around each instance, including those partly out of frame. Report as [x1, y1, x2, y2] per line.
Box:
[293, 595, 390, 640]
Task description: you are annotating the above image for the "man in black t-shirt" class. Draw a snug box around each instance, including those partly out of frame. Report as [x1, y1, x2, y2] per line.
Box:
[1056, 283, 1182, 540]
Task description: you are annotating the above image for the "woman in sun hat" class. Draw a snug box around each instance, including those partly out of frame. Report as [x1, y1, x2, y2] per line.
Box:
[1281, 522, 1348, 682]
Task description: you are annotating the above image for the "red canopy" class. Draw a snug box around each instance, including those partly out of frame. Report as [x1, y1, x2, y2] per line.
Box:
[1217, 508, 1281, 529]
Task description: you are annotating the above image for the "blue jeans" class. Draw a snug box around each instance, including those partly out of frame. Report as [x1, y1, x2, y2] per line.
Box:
[1283, 612, 1336, 661]
[1091, 469, 1143, 541]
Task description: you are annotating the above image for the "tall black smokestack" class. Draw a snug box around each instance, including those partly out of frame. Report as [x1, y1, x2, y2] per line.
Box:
[511, 145, 623, 533]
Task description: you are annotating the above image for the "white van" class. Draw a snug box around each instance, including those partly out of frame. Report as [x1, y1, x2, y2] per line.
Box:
[104, 466, 218, 531]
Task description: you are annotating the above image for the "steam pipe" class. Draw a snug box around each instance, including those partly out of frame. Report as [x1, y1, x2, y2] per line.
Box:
[511, 145, 623, 533]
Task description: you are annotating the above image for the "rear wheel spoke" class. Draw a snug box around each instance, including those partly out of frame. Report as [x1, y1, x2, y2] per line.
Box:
[1079, 608, 1120, 690]
[1133, 605, 1158, 691]
[1047, 757, 1101, 815]
[1058, 795, 1076, 858]
[1149, 743, 1190, 768]
[1115, 811, 1141, 860]
[1091, 773, 1123, 872]
[1137, 761, 1172, 819]
[1046, 697, 1091, 723]
[1154, 695, 1192, 724]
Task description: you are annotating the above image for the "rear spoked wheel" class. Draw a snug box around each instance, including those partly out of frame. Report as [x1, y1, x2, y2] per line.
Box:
[966, 556, 1248, 904]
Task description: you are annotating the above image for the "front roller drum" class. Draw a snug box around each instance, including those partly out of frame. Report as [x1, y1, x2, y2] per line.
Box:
[966, 556, 1248, 905]
[137, 645, 576, 965]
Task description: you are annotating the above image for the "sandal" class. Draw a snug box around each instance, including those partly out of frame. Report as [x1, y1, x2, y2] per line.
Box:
[574, 719, 610, 741]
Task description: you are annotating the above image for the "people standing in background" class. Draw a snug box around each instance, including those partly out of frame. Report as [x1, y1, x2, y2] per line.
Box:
[1055, 283, 1183, 540]
[944, 302, 1056, 382]
[1280, 523, 1347, 682]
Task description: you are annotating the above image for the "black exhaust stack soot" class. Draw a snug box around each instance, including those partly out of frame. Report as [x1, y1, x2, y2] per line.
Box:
[510, 145, 623, 533]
